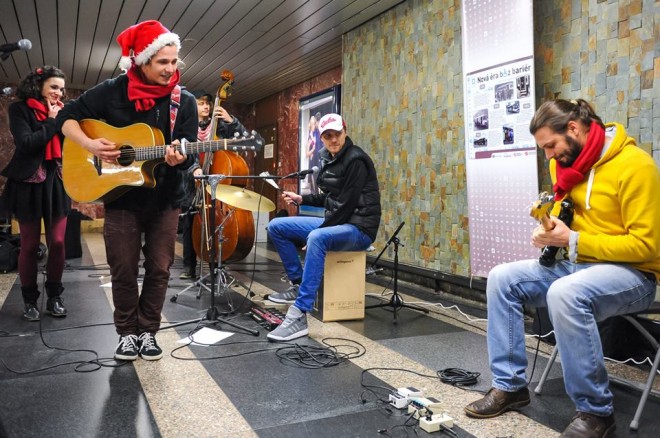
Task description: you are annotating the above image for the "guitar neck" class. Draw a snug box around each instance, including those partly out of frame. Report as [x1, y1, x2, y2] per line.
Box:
[185, 139, 255, 155]
[136, 138, 256, 161]
[539, 215, 554, 231]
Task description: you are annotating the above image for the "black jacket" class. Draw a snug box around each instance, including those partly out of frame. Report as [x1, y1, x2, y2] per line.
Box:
[56, 74, 198, 211]
[2, 100, 62, 181]
[302, 136, 381, 241]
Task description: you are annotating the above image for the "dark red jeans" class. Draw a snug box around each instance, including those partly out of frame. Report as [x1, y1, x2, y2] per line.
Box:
[103, 207, 180, 336]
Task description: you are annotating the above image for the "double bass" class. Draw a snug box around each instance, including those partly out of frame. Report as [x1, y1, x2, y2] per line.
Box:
[192, 71, 255, 263]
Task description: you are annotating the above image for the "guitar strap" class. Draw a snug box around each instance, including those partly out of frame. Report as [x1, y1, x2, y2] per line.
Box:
[169, 85, 181, 139]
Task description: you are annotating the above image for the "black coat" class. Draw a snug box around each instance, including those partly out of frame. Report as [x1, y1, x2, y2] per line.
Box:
[302, 136, 381, 241]
[2, 100, 61, 181]
[57, 74, 198, 211]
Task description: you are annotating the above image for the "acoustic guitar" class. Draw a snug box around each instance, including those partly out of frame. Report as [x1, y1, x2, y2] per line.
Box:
[62, 119, 263, 203]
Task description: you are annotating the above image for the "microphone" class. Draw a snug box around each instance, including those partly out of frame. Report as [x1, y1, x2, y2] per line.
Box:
[296, 166, 319, 178]
[0, 39, 31, 60]
[0, 39, 32, 52]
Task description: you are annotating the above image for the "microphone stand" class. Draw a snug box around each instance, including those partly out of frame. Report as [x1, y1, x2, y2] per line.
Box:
[168, 174, 259, 336]
[365, 221, 429, 323]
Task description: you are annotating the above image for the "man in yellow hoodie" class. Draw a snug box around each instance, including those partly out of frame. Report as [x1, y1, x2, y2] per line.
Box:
[464, 99, 659, 438]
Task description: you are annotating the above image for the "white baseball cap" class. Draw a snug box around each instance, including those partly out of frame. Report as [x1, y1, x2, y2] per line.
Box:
[318, 113, 346, 134]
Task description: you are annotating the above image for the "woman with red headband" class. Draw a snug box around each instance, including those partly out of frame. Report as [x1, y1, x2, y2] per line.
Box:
[3, 66, 70, 321]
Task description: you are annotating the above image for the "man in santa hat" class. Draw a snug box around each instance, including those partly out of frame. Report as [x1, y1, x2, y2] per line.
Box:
[58, 20, 198, 361]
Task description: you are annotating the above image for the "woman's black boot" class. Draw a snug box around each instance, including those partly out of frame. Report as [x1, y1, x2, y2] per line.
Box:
[45, 281, 67, 317]
[21, 285, 40, 321]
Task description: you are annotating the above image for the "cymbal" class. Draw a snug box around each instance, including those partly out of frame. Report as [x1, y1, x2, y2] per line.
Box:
[206, 184, 276, 212]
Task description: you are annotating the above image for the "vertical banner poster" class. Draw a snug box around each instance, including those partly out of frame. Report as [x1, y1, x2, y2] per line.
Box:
[461, 0, 539, 277]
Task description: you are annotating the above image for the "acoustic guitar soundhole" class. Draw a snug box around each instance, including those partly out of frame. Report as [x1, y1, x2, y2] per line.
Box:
[117, 145, 135, 166]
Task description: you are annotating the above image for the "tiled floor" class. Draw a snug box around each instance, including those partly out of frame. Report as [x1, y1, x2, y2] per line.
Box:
[0, 233, 658, 437]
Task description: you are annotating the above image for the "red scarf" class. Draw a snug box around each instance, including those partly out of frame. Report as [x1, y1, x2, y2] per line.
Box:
[198, 121, 212, 141]
[126, 67, 180, 112]
[553, 121, 605, 200]
[26, 98, 61, 160]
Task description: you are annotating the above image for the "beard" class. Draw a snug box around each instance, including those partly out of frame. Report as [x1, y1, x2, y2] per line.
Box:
[557, 134, 583, 168]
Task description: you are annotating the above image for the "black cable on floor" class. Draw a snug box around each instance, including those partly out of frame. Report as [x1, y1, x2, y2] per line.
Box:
[436, 367, 480, 387]
[0, 275, 130, 375]
[275, 337, 366, 369]
[169, 334, 366, 369]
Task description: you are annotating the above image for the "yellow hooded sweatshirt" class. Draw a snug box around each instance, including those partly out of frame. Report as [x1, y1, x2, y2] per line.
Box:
[550, 122, 660, 280]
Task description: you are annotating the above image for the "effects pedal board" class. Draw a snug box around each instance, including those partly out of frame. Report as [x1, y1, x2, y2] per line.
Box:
[389, 387, 424, 409]
[419, 413, 455, 433]
[249, 305, 284, 331]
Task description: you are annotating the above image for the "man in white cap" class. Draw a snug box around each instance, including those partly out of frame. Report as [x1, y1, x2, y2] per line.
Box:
[58, 20, 198, 361]
[267, 113, 381, 341]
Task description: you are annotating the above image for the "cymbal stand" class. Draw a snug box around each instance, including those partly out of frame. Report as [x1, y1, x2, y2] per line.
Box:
[365, 221, 429, 323]
[213, 207, 237, 313]
[169, 174, 259, 336]
[171, 182, 214, 302]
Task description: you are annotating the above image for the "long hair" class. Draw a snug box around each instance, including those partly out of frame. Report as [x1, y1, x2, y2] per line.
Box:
[15, 65, 66, 101]
[529, 98, 605, 135]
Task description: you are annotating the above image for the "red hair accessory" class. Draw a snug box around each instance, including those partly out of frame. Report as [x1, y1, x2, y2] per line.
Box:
[36, 68, 43, 75]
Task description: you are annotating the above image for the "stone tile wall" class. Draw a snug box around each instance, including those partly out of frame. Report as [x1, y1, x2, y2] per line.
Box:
[342, 0, 658, 276]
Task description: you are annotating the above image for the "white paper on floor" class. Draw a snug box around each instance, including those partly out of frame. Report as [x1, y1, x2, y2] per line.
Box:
[177, 327, 234, 346]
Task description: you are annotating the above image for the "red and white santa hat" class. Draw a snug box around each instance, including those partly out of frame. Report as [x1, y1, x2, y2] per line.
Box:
[116, 20, 180, 71]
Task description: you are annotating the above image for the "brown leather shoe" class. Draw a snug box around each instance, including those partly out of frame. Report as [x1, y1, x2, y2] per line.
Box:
[464, 387, 530, 418]
[561, 412, 615, 438]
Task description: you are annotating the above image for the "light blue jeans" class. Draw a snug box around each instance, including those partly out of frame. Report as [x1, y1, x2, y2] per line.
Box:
[267, 217, 373, 312]
[487, 259, 656, 415]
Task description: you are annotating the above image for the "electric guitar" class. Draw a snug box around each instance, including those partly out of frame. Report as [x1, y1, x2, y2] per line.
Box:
[62, 119, 263, 203]
[529, 192, 574, 266]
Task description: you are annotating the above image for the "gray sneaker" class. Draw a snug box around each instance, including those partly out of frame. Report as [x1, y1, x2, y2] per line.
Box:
[267, 306, 308, 342]
[268, 285, 299, 304]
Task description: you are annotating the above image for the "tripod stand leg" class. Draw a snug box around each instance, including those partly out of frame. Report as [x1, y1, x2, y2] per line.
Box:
[206, 311, 260, 336]
[170, 273, 212, 303]
[364, 231, 429, 323]
[366, 293, 428, 323]
[214, 268, 235, 313]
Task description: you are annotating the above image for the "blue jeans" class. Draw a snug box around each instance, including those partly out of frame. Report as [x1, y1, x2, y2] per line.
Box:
[267, 217, 373, 312]
[487, 259, 656, 415]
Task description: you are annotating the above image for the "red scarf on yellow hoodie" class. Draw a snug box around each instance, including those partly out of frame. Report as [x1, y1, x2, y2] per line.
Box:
[553, 121, 605, 201]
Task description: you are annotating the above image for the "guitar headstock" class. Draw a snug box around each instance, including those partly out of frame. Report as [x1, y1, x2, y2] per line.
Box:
[227, 130, 265, 152]
[530, 191, 554, 222]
